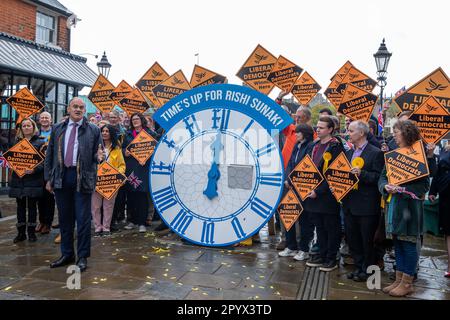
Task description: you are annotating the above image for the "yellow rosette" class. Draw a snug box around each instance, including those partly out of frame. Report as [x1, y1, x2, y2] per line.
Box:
[322, 152, 332, 174]
[351, 157, 364, 190]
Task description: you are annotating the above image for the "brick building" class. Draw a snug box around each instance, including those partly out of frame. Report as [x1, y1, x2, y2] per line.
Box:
[0, 0, 97, 188]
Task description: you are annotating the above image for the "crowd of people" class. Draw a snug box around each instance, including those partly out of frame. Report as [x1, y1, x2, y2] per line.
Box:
[6, 93, 450, 297]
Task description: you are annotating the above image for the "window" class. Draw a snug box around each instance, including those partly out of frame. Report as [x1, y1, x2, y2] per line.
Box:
[36, 12, 56, 45]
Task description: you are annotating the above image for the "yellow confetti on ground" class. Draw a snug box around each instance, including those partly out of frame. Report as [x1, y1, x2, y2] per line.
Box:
[4, 286, 12, 291]
[242, 265, 247, 268]
[202, 292, 208, 296]
[259, 276, 265, 278]
[192, 287, 199, 291]
[45, 260, 50, 263]
[170, 277, 176, 280]
[259, 286, 265, 289]
[353, 296, 358, 299]
[231, 281, 236, 284]
[190, 269, 196, 272]
[177, 283, 183, 286]
[141, 255, 148, 259]
[145, 282, 152, 285]
[338, 282, 345, 286]
[118, 258, 124, 262]
[100, 278, 107, 282]
[250, 284, 255, 288]
[167, 263, 172, 266]
[254, 295, 260, 299]
[92, 282, 99, 284]
[246, 277, 250, 280]
[163, 273, 168, 277]
[275, 291, 281, 295]
[146, 276, 155, 280]
[115, 248, 120, 252]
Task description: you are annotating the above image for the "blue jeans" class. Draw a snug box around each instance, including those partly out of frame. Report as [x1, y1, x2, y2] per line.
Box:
[286, 210, 314, 252]
[393, 238, 419, 276]
[54, 168, 92, 259]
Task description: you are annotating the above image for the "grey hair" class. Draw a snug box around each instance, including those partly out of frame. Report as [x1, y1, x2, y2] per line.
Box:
[296, 107, 311, 120]
[351, 120, 369, 137]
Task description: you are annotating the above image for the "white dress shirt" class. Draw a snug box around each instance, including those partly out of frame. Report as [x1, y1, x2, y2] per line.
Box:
[64, 118, 83, 166]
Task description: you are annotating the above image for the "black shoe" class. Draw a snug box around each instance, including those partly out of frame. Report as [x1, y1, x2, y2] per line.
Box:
[306, 255, 324, 267]
[27, 227, 37, 242]
[154, 222, 169, 232]
[110, 224, 119, 232]
[346, 269, 361, 280]
[50, 256, 75, 268]
[94, 231, 102, 238]
[76, 257, 87, 272]
[319, 261, 338, 272]
[13, 233, 27, 243]
[353, 272, 369, 282]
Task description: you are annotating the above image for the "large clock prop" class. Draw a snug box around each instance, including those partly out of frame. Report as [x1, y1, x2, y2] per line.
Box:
[150, 84, 292, 247]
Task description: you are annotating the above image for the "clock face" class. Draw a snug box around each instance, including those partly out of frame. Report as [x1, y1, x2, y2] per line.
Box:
[150, 107, 284, 246]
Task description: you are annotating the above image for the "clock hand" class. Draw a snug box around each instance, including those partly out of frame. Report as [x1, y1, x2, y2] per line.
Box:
[203, 132, 223, 200]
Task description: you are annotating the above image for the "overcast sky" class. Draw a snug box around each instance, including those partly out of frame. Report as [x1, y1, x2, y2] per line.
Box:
[62, 0, 450, 98]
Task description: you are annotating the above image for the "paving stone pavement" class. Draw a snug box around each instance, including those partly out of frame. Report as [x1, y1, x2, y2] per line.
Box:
[0, 199, 448, 300]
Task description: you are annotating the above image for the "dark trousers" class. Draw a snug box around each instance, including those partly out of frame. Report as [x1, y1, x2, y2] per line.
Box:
[16, 197, 38, 226]
[37, 188, 55, 226]
[286, 210, 314, 252]
[54, 168, 92, 259]
[112, 186, 127, 223]
[311, 212, 341, 263]
[127, 191, 149, 226]
[344, 211, 378, 272]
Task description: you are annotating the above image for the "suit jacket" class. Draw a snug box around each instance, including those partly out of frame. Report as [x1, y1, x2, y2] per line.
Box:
[342, 143, 384, 216]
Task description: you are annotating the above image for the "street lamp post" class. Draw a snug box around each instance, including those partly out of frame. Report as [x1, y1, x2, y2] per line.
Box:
[373, 38, 392, 136]
[97, 51, 112, 78]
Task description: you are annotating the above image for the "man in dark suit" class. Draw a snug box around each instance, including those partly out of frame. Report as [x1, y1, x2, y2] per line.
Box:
[342, 120, 384, 281]
[45, 97, 104, 272]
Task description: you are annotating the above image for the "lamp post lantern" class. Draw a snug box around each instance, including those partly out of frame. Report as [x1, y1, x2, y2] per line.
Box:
[97, 51, 112, 78]
[373, 38, 392, 136]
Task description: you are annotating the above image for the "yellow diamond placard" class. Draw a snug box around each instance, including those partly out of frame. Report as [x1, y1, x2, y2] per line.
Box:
[291, 71, 322, 106]
[277, 188, 303, 232]
[339, 83, 378, 123]
[324, 152, 359, 202]
[266, 55, 303, 92]
[190, 65, 227, 88]
[289, 154, 324, 201]
[152, 70, 192, 106]
[3, 139, 44, 178]
[88, 74, 116, 114]
[109, 80, 133, 106]
[119, 88, 151, 116]
[335, 66, 377, 97]
[96, 162, 127, 200]
[236, 44, 277, 95]
[126, 130, 157, 165]
[6, 87, 45, 119]
[136, 62, 170, 108]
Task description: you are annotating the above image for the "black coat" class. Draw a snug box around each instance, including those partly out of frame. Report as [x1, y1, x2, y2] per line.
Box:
[342, 143, 384, 215]
[44, 117, 102, 193]
[303, 137, 345, 214]
[430, 149, 450, 196]
[9, 136, 45, 199]
[286, 139, 315, 181]
[123, 128, 158, 193]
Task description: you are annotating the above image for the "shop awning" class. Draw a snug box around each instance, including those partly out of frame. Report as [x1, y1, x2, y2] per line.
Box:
[0, 32, 97, 88]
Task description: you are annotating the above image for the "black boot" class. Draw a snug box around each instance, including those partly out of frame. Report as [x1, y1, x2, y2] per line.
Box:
[13, 225, 27, 243]
[27, 225, 37, 242]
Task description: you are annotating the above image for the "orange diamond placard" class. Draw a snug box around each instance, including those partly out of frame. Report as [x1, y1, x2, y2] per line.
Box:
[3, 139, 44, 178]
[277, 188, 303, 232]
[338, 83, 378, 123]
[152, 70, 192, 106]
[126, 130, 157, 165]
[109, 80, 133, 106]
[384, 140, 430, 186]
[136, 62, 170, 108]
[324, 152, 359, 202]
[266, 55, 303, 92]
[190, 65, 227, 88]
[96, 162, 127, 200]
[408, 96, 450, 144]
[88, 75, 116, 114]
[330, 60, 354, 81]
[236, 44, 277, 95]
[394, 68, 450, 114]
[119, 88, 151, 116]
[291, 71, 322, 106]
[289, 154, 324, 201]
[335, 66, 377, 97]
[6, 87, 45, 119]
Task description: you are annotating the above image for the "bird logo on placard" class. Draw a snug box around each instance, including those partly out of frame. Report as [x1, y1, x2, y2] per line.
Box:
[195, 72, 206, 82]
[18, 144, 28, 152]
[425, 103, 438, 113]
[426, 79, 448, 93]
[406, 148, 419, 156]
[287, 194, 294, 201]
[301, 162, 311, 170]
[151, 70, 163, 78]
[254, 53, 268, 65]
[336, 161, 345, 169]
[101, 166, 111, 174]
[171, 77, 184, 86]
[348, 73, 359, 81]
[278, 61, 287, 69]
[348, 90, 359, 99]
[98, 80, 107, 89]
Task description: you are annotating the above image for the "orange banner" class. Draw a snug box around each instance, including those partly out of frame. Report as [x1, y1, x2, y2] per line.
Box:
[136, 62, 170, 108]
[190, 65, 227, 88]
[291, 71, 322, 106]
[338, 83, 378, 123]
[126, 130, 157, 165]
[267, 55, 303, 92]
[289, 154, 324, 201]
[277, 188, 303, 232]
[6, 87, 45, 119]
[394, 67, 450, 114]
[119, 88, 151, 116]
[408, 96, 450, 144]
[3, 139, 44, 178]
[236, 44, 277, 95]
[152, 70, 192, 106]
[324, 152, 359, 202]
[88, 74, 116, 114]
[384, 140, 430, 185]
[95, 162, 127, 200]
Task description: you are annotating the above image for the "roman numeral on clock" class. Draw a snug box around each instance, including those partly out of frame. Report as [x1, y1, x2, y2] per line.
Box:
[231, 217, 246, 239]
[256, 143, 276, 158]
[153, 186, 177, 212]
[258, 172, 283, 187]
[251, 197, 273, 219]
[170, 209, 193, 235]
[201, 221, 215, 244]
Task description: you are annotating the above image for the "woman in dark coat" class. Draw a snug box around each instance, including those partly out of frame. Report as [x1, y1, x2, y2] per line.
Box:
[122, 113, 157, 233]
[429, 142, 450, 278]
[378, 120, 430, 296]
[9, 118, 45, 243]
